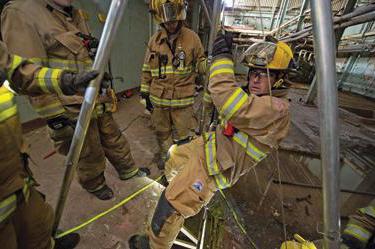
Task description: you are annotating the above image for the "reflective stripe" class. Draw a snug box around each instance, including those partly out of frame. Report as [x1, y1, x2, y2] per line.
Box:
[95, 103, 114, 115]
[204, 132, 231, 189]
[30, 58, 92, 72]
[150, 95, 194, 107]
[150, 65, 193, 77]
[209, 58, 234, 79]
[34, 101, 66, 118]
[0, 87, 17, 122]
[140, 84, 150, 93]
[220, 88, 248, 121]
[7, 55, 24, 80]
[233, 132, 266, 162]
[203, 91, 212, 103]
[36, 68, 63, 95]
[142, 64, 151, 72]
[359, 206, 375, 218]
[344, 224, 372, 243]
[0, 179, 31, 224]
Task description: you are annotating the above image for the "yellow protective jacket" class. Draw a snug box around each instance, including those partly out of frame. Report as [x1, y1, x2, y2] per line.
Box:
[0, 41, 64, 222]
[140, 26, 206, 108]
[205, 56, 290, 189]
[1, 0, 104, 118]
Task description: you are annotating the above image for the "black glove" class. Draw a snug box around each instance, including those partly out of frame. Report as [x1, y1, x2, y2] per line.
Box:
[140, 92, 153, 112]
[60, 70, 99, 95]
[212, 32, 233, 58]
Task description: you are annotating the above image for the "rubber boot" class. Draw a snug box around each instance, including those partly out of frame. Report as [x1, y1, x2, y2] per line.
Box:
[90, 185, 114, 200]
[55, 233, 80, 249]
[129, 234, 150, 249]
[119, 167, 151, 181]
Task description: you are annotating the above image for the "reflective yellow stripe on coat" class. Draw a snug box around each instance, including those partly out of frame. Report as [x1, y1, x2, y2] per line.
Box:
[359, 206, 375, 218]
[344, 223, 372, 243]
[36, 68, 64, 95]
[0, 86, 17, 122]
[233, 132, 267, 162]
[149, 65, 193, 77]
[150, 95, 194, 107]
[7, 55, 24, 81]
[204, 132, 230, 189]
[0, 179, 31, 224]
[209, 58, 234, 79]
[30, 58, 92, 72]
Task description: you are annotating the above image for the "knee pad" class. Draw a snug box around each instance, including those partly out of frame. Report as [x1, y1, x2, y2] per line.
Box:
[151, 191, 176, 236]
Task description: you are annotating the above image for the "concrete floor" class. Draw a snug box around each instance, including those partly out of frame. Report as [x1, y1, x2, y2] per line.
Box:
[24, 95, 164, 249]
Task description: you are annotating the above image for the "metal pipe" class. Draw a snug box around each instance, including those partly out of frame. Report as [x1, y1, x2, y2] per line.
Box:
[296, 0, 309, 31]
[310, 1, 341, 248]
[198, 0, 222, 134]
[199, 0, 213, 27]
[53, 0, 129, 234]
[270, 0, 281, 30]
[275, 0, 289, 36]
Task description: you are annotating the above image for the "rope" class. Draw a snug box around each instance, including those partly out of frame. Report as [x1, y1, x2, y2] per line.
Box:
[55, 175, 163, 239]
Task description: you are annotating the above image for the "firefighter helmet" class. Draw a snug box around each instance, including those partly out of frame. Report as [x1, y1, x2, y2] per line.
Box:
[241, 41, 293, 71]
[149, 0, 187, 24]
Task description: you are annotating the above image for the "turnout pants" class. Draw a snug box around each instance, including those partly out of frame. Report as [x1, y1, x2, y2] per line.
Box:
[151, 105, 196, 157]
[148, 138, 217, 249]
[0, 187, 54, 249]
[49, 112, 137, 191]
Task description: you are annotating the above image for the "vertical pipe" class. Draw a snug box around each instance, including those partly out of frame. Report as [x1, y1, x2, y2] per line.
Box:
[296, 0, 309, 32]
[310, 1, 341, 248]
[276, 0, 289, 32]
[270, 0, 281, 30]
[199, 0, 213, 27]
[53, 0, 129, 234]
[198, 0, 222, 134]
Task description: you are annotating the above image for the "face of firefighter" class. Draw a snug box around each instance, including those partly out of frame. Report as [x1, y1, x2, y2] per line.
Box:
[53, 0, 74, 7]
[248, 69, 277, 95]
[164, 21, 179, 34]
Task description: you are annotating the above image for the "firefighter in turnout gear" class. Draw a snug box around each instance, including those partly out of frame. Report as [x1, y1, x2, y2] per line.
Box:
[342, 206, 375, 249]
[0, 41, 98, 249]
[129, 34, 292, 248]
[141, 0, 206, 169]
[1, 0, 147, 200]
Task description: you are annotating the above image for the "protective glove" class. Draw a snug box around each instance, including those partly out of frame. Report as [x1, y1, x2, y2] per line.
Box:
[60, 70, 99, 95]
[212, 32, 233, 58]
[140, 92, 153, 113]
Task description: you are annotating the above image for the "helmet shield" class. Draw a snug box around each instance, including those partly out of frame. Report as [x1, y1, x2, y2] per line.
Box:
[161, 2, 178, 22]
[242, 42, 277, 67]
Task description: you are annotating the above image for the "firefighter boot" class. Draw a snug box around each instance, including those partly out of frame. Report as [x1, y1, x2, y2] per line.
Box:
[55, 233, 80, 249]
[90, 185, 114, 200]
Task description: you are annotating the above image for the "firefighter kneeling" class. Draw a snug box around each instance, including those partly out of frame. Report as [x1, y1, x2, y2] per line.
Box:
[129, 33, 293, 249]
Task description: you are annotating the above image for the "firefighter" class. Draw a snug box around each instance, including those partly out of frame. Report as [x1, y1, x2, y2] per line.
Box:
[342, 206, 375, 249]
[128, 34, 293, 248]
[0, 41, 98, 248]
[141, 0, 206, 169]
[1, 0, 148, 201]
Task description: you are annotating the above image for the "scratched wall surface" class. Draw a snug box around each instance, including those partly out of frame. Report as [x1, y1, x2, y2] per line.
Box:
[16, 0, 150, 122]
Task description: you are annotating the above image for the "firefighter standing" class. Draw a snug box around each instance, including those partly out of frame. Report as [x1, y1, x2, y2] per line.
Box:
[1, 0, 147, 200]
[0, 41, 98, 248]
[141, 0, 206, 169]
[129, 34, 293, 248]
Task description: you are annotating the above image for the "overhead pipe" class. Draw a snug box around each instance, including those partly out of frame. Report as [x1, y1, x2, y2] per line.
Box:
[282, 3, 375, 41]
[310, 1, 341, 248]
[53, 0, 129, 234]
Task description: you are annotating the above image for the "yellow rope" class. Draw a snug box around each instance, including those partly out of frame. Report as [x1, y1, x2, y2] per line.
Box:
[55, 176, 163, 239]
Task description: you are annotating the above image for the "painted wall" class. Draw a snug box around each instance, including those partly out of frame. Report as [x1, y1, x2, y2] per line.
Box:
[17, 0, 150, 122]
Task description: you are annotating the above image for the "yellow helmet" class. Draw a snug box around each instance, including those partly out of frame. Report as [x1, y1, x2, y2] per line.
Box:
[149, 0, 187, 24]
[241, 41, 293, 71]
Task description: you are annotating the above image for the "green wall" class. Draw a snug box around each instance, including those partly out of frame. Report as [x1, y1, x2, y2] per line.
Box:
[17, 0, 150, 122]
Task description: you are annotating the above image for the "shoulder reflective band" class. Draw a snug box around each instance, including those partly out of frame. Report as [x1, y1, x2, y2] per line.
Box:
[36, 68, 64, 95]
[7, 55, 24, 81]
[150, 95, 194, 107]
[359, 206, 375, 218]
[0, 87, 17, 122]
[233, 132, 266, 162]
[203, 132, 230, 189]
[209, 58, 234, 79]
[220, 88, 248, 121]
[344, 223, 372, 243]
